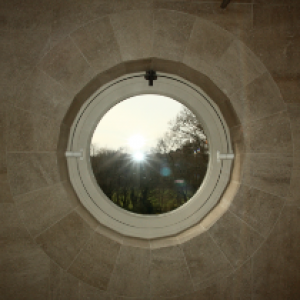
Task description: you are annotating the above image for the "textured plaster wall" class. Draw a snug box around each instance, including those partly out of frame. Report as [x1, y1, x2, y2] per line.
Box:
[0, 1, 300, 299]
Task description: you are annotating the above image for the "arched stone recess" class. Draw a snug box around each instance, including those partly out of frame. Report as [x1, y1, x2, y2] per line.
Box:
[5, 9, 292, 299]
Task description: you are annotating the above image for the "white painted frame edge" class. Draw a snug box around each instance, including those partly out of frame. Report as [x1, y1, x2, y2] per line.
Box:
[67, 72, 233, 239]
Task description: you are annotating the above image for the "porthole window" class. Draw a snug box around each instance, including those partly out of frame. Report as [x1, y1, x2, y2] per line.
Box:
[90, 95, 209, 215]
[66, 72, 234, 239]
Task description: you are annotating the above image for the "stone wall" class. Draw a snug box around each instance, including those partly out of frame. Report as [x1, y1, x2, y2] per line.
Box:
[0, 1, 299, 299]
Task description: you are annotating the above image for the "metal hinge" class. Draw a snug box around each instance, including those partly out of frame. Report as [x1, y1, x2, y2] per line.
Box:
[144, 70, 157, 86]
[217, 151, 234, 163]
[65, 149, 84, 160]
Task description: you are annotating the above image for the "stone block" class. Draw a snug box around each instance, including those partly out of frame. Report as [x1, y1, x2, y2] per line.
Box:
[7, 152, 60, 196]
[229, 184, 285, 237]
[153, 10, 195, 61]
[150, 246, 194, 297]
[181, 232, 233, 290]
[111, 10, 153, 61]
[209, 210, 264, 267]
[242, 153, 292, 198]
[71, 17, 121, 72]
[6, 107, 60, 152]
[39, 37, 95, 95]
[230, 72, 286, 125]
[14, 68, 73, 121]
[15, 183, 74, 237]
[36, 211, 93, 269]
[68, 231, 120, 290]
[108, 246, 150, 297]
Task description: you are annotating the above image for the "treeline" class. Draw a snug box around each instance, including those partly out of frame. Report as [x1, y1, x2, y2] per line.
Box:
[91, 143, 208, 214]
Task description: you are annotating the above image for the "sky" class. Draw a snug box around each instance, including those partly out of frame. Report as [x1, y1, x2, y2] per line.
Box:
[91, 95, 184, 154]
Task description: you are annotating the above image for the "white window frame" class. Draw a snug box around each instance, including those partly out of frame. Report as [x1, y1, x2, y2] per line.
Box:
[66, 73, 233, 239]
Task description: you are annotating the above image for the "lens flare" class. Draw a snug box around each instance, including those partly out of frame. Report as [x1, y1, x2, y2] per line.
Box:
[160, 167, 171, 176]
[133, 151, 145, 161]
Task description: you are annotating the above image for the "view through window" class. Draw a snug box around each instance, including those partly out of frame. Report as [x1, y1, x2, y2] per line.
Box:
[90, 95, 209, 215]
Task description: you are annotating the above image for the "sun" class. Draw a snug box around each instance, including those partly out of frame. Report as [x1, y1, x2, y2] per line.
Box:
[128, 134, 145, 150]
[132, 151, 145, 161]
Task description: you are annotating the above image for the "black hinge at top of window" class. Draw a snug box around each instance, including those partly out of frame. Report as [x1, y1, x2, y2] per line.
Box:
[144, 70, 157, 87]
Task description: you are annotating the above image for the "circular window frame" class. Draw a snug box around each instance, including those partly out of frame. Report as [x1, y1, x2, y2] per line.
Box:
[66, 72, 234, 239]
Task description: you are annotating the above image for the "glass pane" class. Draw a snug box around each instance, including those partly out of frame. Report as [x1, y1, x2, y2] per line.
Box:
[90, 95, 209, 215]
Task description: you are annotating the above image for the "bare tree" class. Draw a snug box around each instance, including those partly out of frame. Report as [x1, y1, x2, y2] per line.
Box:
[156, 107, 208, 154]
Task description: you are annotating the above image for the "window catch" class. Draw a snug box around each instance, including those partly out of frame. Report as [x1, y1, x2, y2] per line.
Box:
[217, 151, 234, 163]
[144, 70, 157, 86]
[65, 149, 84, 160]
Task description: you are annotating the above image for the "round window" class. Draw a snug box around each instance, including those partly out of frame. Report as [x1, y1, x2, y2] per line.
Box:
[66, 72, 233, 239]
[90, 95, 209, 215]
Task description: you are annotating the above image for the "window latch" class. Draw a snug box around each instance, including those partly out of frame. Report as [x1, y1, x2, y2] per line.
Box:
[65, 149, 84, 160]
[217, 151, 234, 163]
[144, 70, 157, 86]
